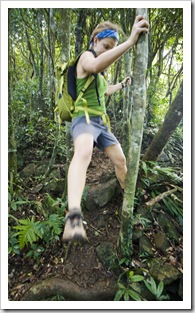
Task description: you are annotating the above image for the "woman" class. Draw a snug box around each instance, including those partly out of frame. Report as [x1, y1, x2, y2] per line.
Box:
[63, 15, 149, 241]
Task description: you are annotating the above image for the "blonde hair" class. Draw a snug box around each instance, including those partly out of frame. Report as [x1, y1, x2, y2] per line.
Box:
[89, 21, 122, 48]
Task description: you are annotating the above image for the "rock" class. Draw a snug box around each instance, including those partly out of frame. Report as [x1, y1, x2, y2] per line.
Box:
[152, 230, 171, 253]
[178, 277, 183, 299]
[157, 213, 181, 243]
[85, 178, 120, 210]
[95, 242, 119, 273]
[132, 227, 144, 241]
[36, 164, 48, 177]
[149, 258, 182, 285]
[139, 235, 154, 257]
[136, 206, 153, 221]
[164, 280, 181, 300]
[41, 168, 65, 196]
[20, 163, 37, 178]
[42, 178, 65, 197]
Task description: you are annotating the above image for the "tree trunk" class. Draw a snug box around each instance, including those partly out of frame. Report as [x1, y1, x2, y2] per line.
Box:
[60, 8, 71, 62]
[8, 78, 17, 189]
[75, 9, 87, 55]
[59, 9, 72, 199]
[38, 9, 44, 110]
[118, 8, 148, 259]
[122, 51, 132, 157]
[143, 80, 183, 161]
[48, 8, 56, 112]
[8, 11, 17, 188]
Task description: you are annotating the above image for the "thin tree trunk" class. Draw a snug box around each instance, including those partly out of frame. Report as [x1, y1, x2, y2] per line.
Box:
[61, 8, 71, 62]
[8, 76, 17, 189]
[143, 80, 183, 161]
[8, 11, 17, 189]
[118, 8, 149, 259]
[59, 9, 72, 199]
[122, 51, 132, 157]
[47, 8, 55, 112]
[38, 9, 44, 110]
[75, 9, 86, 55]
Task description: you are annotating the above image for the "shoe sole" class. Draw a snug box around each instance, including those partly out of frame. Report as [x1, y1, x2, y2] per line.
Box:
[62, 233, 88, 242]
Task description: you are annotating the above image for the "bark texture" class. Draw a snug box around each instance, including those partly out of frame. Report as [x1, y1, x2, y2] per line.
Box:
[143, 80, 183, 161]
[22, 278, 117, 301]
[118, 8, 148, 259]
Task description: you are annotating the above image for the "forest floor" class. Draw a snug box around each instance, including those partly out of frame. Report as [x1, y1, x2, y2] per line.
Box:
[8, 147, 183, 301]
[8, 149, 123, 301]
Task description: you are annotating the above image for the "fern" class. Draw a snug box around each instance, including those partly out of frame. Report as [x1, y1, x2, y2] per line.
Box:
[14, 216, 43, 249]
[46, 214, 64, 237]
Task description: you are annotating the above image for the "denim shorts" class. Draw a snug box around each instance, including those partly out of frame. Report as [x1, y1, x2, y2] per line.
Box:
[71, 116, 119, 151]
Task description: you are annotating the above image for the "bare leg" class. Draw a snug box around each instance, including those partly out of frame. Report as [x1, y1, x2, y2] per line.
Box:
[63, 133, 94, 241]
[67, 133, 94, 210]
[104, 144, 127, 189]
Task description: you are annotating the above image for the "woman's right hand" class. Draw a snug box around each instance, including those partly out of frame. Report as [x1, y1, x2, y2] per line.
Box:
[128, 15, 149, 46]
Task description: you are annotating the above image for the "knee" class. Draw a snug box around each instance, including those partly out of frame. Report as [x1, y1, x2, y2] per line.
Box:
[115, 154, 126, 169]
[74, 146, 93, 164]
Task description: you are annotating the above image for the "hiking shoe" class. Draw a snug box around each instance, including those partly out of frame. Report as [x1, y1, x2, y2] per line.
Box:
[62, 209, 87, 242]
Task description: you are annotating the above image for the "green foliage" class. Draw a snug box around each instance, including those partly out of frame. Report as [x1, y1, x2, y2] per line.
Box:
[9, 193, 65, 259]
[143, 276, 169, 301]
[26, 243, 45, 260]
[114, 269, 169, 301]
[44, 213, 64, 243]
[162, 196, 183, 224]
[133, 214, 151, 228]
[114, 282, 142, 301]
[140, 161, 182, 184]
[114, 273, 144, 301]
[13, 212, 64, 251]
[13, 216, 43, 249]
[8, 187, 30, 212]
[8, 226, 20, 255]
[138, 161, 183, 224]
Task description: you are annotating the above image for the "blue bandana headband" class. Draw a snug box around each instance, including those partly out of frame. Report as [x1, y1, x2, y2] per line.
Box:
[91, 29, 119, 44]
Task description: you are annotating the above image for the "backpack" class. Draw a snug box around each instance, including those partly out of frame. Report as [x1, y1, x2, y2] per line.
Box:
[54, 50, 111, 130]
[54, 54, 95, 123]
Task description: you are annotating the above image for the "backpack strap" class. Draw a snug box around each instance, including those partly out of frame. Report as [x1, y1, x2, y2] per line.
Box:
[74, 49, 111, 130]
[87, 49, 101, 106]
[75, 75, 95, 105]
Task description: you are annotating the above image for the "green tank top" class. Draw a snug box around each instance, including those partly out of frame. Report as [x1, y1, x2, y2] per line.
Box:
[72, 73, 108, 119]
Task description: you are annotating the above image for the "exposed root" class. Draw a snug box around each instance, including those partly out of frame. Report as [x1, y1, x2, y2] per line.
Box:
[21, 277, 118, 301]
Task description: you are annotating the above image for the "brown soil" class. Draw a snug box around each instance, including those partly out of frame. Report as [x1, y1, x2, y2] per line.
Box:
[8, 148, 122, 301]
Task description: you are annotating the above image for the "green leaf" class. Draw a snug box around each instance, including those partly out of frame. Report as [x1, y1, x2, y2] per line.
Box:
[118, 283, 126, 290]
[144, 276, 158, 295]
[129, 271, 135, 277]
[114, 289, 125, 301]
[156, 281, 164, 298]
[15, 200, 29, 205]
[130, 275, 145, 283]
[128, 288, 142, 301]
[124, 291, 130, 301]
[143, 280, 154, 294]
[142, 161, 148, 176]
[150, 276, 157, 293]
[8, 247, 12, 254]
[14, 217, 43, 249]
[119, 257, 130, 266]
[11, 202, 17, 211]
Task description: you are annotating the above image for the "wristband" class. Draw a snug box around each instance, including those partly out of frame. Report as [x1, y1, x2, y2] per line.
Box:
[121, 82, 125, 89]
